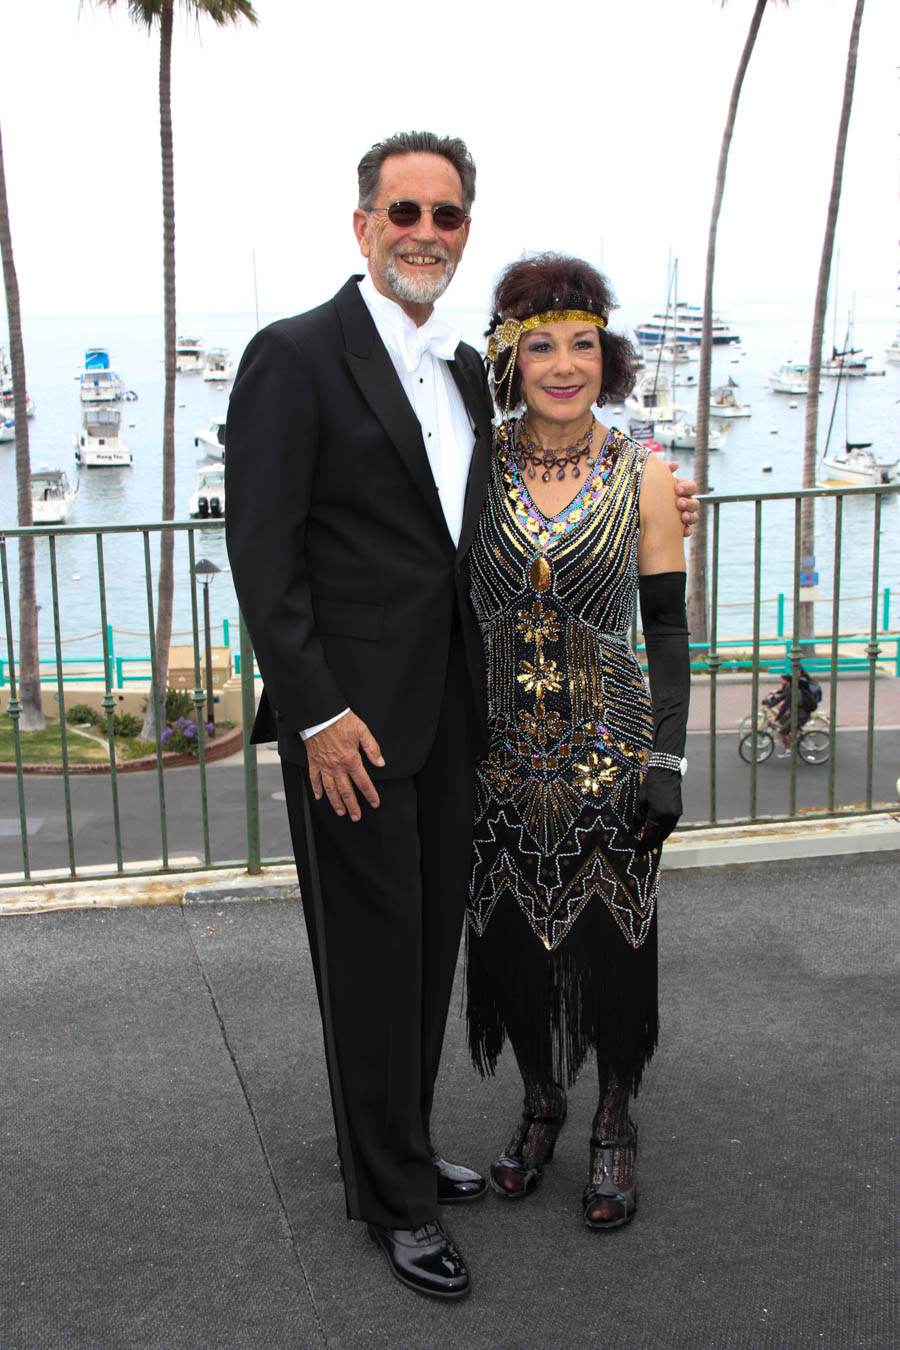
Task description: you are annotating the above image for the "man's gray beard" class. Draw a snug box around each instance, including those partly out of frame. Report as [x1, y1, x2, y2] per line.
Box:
[385, 255, 457, 305]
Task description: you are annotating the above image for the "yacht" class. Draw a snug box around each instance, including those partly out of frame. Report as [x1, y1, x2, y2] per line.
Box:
[202, 348, 236, 383]
[709, 380, 751, 418]
[194, 415, 226, 458]
[176, 336, 206, 373]
[768, 362, 822, 396]
[188, 460, 226, 518]
[624, 372, 677, 423]
[74, 406, 132, 467]
[654, 420, 727, 452]
[31, 468, 78, 524]
[79, 348, 125, 403]
[634, 302, 740, 347]
[884, 331, 900, 364]
[817, 443, 898, 487]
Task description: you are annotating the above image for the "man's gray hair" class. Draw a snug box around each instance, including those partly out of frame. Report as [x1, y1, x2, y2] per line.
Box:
[357, 131, 477, 214]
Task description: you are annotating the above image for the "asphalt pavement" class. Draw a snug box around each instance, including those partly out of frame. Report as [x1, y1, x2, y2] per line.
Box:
[2, 851, 897, 1348]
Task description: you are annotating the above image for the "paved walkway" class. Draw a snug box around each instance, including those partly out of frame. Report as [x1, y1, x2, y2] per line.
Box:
[2, 851, 896, 1349]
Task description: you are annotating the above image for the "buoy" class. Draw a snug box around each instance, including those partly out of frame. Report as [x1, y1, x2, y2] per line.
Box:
[769, 427, 779, 435]
[762, 462, 773, 473]
[789, 401, 799, 409]
[72, 573, 81, 581]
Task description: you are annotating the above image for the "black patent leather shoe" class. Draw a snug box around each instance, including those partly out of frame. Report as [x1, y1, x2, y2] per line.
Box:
[433, 1152, 488, 1204]
[367, 1220, 471, 1300]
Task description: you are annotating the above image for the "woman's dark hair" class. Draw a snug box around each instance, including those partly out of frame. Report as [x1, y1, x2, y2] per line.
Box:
[357, 131, 476, 213]
[487, 252, 639, 408]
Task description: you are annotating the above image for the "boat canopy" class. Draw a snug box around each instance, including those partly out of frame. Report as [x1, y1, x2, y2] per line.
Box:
[83, 407, 121, 430]
[31, 469, 66, 486]
[84, 348, 111, 370]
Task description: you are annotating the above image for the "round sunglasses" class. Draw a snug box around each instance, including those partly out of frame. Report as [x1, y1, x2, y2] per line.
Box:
[369, 200, 469, 231]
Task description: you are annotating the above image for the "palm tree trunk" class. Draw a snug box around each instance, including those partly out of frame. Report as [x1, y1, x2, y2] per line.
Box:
[799, 0, 866, 642]
[141, 0, 177, 742]
[688, 0, 769, 644]
[0, 121, 44, 731]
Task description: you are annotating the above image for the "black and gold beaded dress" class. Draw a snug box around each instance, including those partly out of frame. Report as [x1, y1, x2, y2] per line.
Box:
[466, 421, 659, 1091]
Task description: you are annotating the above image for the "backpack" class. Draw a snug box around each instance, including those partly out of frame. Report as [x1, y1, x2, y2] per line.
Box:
[800, 674, 822, 708]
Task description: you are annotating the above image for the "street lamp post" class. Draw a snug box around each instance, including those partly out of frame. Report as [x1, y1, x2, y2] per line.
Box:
[193, 558, 221, 738]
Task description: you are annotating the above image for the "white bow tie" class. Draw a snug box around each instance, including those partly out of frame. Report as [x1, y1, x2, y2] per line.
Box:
[395, 314, 461, 373]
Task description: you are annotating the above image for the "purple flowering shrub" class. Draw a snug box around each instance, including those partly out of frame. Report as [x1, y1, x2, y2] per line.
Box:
[161, 716, 214, 754]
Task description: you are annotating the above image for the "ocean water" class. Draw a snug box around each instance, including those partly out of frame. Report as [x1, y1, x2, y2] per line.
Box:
[1, 296, 898, 667]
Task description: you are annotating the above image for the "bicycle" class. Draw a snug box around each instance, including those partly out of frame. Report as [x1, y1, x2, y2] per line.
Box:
[737, 705, 831, 765]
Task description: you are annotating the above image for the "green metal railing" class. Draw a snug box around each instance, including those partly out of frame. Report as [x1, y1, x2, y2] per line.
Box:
[1, 482, 898, 888]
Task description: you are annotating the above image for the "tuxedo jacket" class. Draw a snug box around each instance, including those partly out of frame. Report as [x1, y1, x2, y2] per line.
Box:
[225, 276, 493, 778]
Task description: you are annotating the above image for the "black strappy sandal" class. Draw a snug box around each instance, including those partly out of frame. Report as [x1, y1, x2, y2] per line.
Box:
[582, 1119, 638, 1229]
[489, 1098, 568, 1199]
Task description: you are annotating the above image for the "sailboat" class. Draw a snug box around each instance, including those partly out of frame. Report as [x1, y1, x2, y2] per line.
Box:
[627, 259, 727, 451]
[817, 331, 897, 486]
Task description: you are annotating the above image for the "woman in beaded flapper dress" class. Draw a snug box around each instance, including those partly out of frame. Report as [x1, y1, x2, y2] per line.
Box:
[466, 254, 690, 1230]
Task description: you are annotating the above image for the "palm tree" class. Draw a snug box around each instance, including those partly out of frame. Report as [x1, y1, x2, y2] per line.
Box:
[799, 0, 867, 640]
[0, 121, 44, 731]
[97, 0, 257, 741]
[688, 0, 772, 642]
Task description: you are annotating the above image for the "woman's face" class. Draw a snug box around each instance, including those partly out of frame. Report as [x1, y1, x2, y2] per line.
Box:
[516, 320, 603, 429]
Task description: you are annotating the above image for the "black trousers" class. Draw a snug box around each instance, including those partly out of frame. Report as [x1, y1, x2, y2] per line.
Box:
[280, 631, 479, 1228]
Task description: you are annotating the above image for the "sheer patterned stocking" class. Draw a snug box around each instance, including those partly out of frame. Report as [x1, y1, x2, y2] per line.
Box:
[590, 1059, 635, 1190]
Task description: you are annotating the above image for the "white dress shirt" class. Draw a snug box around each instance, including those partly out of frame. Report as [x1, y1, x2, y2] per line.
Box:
[300, 273, 476, 741]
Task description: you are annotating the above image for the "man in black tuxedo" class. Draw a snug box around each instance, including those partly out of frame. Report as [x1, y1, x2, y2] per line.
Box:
[227, 131, 698, 1300]
[226, 132, 492, 1301]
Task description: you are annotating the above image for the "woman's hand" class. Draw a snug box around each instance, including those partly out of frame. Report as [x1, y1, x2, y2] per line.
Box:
[630, 766, 682, 854]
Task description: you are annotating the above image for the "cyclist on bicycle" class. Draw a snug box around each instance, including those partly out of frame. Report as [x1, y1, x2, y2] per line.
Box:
[762, 668, 818, 756]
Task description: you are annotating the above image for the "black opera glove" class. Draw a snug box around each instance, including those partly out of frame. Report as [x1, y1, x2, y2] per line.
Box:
[630, 571, 691, 855]
[631, 767, 683, 855]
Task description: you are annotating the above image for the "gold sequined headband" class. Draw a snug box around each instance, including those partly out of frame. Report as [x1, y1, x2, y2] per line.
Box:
[487, 309, 608, 416]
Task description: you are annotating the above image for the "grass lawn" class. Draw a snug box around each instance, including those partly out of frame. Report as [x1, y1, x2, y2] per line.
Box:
[0, 715, 155, 765]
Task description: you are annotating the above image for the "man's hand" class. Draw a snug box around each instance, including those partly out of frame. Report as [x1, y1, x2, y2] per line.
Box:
[665, 461, 700, 537]
[306, 711, 384, 821]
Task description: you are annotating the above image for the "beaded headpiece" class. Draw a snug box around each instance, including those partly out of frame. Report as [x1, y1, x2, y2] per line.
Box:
[487, 309, 608, 417]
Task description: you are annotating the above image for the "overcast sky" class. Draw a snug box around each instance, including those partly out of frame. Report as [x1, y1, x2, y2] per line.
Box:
[1, 0, 897, 321]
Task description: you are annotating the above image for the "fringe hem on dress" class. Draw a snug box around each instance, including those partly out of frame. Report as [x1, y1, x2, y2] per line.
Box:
[465, 889, 658, 1095]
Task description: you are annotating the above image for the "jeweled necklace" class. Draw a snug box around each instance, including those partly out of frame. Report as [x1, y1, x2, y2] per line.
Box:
[514, 418, 597, 481]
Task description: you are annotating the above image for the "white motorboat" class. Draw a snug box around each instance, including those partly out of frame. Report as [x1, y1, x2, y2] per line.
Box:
[31, 468, 78, 524]
[654, 420, 727, 452]
[884, 331, 900, 364]
[1, 346, 36, 418]
[655, 341, 695, 364]
[768, 362, 822, 395]
[202, 348, 236, 383]
[188, 460, 226, 518]
[176, 336, 206, 373]
[710, 380, 751, 419]
[634, 301, 740, 347]
[194, 415, 226, 458]
[0, 418, 16, 443]
[74, 406, 132, 467]
[817, 443, 898, 487]
[79, 348, 125, 403]
[624, 372, 677, 423]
